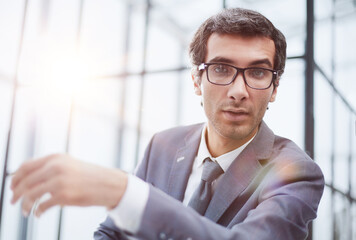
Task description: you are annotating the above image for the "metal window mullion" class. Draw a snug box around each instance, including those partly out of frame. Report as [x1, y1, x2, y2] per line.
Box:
[325, 183, 356, 202]
[22, 1, 54, 239]
[347, 113, 353, 239]
[134, 0, 151, 166]
[91, 66, 188, 80]
[116, 2, 133, 169]
[331, 0, 337, 239]
[314, 64, 356, 115]
[0, 0, 30, 238]
[305, 0, 314, 240]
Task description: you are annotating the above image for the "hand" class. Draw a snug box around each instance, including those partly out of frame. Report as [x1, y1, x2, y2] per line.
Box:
[10, 154, 127, 217]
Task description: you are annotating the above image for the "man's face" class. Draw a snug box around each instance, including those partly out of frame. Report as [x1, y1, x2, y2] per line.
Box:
[193, 33, 278, 152]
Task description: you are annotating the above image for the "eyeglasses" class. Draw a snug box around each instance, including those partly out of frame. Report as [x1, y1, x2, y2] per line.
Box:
[198, 63, 279, 90]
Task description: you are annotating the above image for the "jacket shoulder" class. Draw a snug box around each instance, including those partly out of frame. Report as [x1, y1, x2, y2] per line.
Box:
[273, 135, 312, 161]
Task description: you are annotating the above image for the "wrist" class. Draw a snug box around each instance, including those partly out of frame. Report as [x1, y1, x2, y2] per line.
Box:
[100, 168, 128, 210]
[111, 170, 128, 209]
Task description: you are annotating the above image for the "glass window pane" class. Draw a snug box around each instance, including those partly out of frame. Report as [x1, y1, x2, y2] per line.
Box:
[314, 186, 333, 240]
[1, 0, 356, 239]
[315, 72, 334, 184]
[334, 98, 351, 193]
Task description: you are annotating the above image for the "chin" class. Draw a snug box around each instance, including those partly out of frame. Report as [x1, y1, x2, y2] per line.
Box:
[219, 124, 251, 140]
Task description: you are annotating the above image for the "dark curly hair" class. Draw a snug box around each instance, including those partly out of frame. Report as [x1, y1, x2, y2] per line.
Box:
[189, 8, 287, 82]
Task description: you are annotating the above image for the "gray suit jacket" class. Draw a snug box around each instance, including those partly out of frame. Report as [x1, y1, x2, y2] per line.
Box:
[94, 121, 324, 240]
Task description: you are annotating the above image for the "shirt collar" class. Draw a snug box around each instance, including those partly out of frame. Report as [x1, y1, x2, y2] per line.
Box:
[196, 124, 255, 172]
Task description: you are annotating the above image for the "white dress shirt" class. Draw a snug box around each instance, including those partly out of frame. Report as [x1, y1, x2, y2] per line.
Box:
[108, 125, 254, 235]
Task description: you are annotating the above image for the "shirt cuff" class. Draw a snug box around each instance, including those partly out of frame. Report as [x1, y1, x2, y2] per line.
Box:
[108, 174, 149, 234]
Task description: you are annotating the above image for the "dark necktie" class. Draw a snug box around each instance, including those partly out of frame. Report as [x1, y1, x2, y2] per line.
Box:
[188, 158, 224, 215]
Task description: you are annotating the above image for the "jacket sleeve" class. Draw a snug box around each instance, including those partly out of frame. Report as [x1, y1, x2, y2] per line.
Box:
[93, 217, 130, 240]
[134, 159, 324, 240]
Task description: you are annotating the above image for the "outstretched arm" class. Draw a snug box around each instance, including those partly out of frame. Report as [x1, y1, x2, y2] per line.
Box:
[10, 150, 324, 240]
[10, 154, 128, 217]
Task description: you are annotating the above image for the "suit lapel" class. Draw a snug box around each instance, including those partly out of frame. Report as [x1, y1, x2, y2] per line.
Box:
[204, 121, 275, 222]
[167, 124, 204, 201]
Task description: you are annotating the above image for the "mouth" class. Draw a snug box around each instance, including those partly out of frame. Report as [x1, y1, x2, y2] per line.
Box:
[222, 109, 249, 122]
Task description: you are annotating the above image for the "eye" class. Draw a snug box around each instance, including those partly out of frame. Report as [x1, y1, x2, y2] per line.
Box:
[210, 64, 235, 77]
[248, 68, 267, 79]
[213, 65, 229, 73]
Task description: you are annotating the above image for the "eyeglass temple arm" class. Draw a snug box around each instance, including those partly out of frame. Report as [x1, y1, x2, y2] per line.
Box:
[198, 63, 206, 71]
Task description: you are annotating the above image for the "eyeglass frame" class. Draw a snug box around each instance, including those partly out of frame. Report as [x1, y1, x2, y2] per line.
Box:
[198, 63, 280, 90]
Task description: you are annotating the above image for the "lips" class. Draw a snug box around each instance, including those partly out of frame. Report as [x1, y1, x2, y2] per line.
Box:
[224, 108, 248, 114]
[222, 109, 249, 121]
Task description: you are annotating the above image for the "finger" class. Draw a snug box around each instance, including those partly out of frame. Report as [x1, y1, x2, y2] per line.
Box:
[21, 182, 50, 216]
[21, 197, 36, 217]
[11, 156, 50, 190]
[11, 155, 61, 204]
[11, 161, 53, 204]
[35, 196, 59, 217]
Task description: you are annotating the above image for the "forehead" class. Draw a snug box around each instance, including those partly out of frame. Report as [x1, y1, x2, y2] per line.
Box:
[205, 33, 276, 68]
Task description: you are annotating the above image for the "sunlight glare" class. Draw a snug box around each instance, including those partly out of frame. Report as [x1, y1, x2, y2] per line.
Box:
[38, 44, 89, 98]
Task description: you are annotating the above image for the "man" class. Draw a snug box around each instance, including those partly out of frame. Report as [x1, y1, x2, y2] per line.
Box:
[11, 8, 324, 240]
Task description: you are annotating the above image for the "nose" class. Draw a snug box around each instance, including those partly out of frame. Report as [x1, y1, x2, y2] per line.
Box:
[227, 72, 249, 101]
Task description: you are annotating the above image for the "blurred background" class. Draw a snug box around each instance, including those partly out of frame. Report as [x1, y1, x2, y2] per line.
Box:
[0, 0, 355, 239]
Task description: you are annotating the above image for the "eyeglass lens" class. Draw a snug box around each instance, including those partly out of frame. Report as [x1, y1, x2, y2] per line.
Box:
[207, 64, 273, 89]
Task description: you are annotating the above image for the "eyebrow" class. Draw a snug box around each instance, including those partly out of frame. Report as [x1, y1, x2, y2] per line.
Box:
[207, 57, 273, 68]
[207, 57, 235, 64]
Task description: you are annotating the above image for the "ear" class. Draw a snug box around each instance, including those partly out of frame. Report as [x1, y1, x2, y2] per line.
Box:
[269, 84, 278, 103]
[192, 74, 202, 96]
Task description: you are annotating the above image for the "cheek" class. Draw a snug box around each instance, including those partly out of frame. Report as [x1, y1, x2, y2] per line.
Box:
[201, 86, 219, 112]
[250, 93, 271, 112]
[202, 85, 218, 103]
[259, 88, 275, 103]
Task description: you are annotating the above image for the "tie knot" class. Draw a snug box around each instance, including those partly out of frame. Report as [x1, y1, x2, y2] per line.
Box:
[201, 158, 224, 183]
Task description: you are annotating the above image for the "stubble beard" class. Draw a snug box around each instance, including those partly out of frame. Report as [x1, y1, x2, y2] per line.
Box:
[208, 104, 266, 143]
